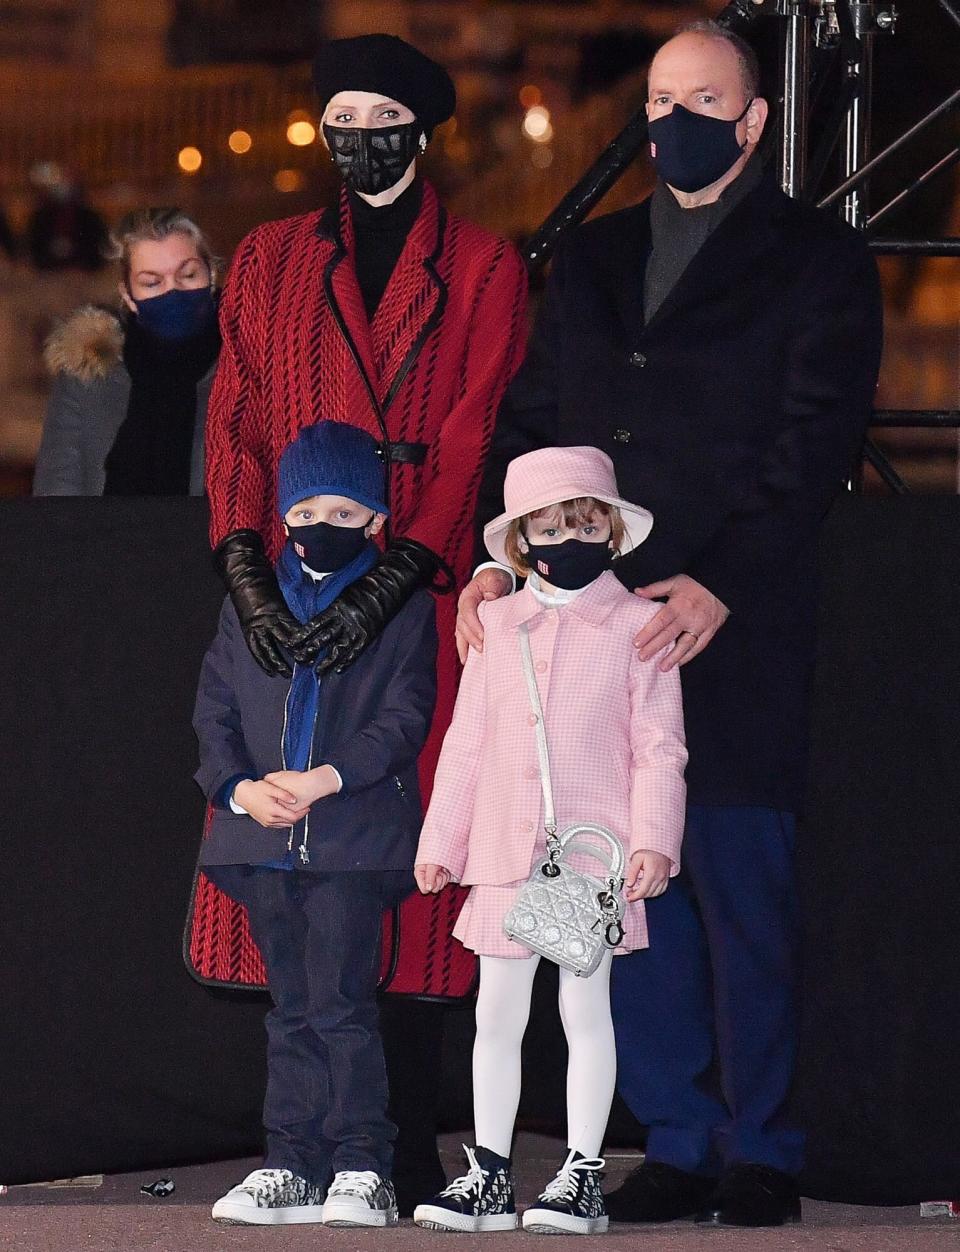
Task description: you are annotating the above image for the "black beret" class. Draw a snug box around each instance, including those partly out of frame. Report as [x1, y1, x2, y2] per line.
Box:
[312, 34, 456, 138]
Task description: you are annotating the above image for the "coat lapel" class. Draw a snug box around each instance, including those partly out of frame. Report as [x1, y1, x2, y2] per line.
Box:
[316, 182, 449, 419]
[642, 172, 786, 335]
[370, 181, 448, 412]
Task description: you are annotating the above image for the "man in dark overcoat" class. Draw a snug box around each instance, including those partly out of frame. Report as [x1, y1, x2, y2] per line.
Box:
[460, 21, 883, 1228]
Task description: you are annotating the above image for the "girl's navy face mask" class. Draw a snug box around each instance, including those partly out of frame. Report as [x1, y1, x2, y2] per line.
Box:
[288, 518, 371, 573]
[133, 285, 216, 341]
[648, 100, 752, 193]
[524, 537, 612, 590]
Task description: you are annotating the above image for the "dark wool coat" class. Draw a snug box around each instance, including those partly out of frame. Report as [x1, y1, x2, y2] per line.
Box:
[194, 590, 437, 872]
[33, 306, 213, 496]
[196, 180, 527, 996]
[479, 170, 883, 812]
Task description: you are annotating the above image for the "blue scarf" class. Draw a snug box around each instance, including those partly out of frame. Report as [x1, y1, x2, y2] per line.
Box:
[275, 537, 378, 773]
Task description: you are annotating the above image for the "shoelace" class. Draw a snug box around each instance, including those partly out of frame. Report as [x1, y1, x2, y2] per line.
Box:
[239, 1168, 294, 1201]
[538, 1155, 605, 1204]
[329, 1170, 382, 1198]
[440, 1145, 487, 1199]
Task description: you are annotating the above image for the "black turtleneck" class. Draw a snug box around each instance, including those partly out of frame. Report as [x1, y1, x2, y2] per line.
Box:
[348, 177, 424, 320]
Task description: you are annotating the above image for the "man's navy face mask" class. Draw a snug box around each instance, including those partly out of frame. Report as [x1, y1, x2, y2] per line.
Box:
[524, 537, 612, 590]
[322, 121, 424, 195]
[133, 285, 216, 341]
[648, 99, 753, 193]
[288, 518, 371, 572]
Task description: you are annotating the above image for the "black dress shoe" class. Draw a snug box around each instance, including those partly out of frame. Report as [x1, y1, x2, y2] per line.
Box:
[696, 1163, 801, 1227]
[606, 1161, 718, 1223]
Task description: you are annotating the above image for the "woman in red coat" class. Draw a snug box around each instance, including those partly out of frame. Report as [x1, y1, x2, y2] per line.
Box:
[199, 34, 528, 1211]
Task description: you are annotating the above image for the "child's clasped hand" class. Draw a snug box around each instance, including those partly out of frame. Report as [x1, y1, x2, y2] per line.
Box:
[625, 849, 672, 901]
[414, 863, 452, 894]
[234, 765, 341, 829]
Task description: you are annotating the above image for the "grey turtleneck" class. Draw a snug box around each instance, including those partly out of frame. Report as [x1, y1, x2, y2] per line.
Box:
[643, 154, 763, 323]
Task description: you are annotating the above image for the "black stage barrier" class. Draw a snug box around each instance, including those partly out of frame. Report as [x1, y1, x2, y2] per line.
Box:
[1, 497, 957, 1202]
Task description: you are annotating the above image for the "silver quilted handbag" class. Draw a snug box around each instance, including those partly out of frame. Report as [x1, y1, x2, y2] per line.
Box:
[502, 624, 626, 977]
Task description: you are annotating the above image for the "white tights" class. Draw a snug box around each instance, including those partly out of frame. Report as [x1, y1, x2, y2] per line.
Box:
[472, 952, 616, 1160]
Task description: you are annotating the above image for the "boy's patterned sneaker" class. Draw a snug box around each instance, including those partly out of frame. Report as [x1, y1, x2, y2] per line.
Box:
[321, 1171, 399, 1227]
[522, 1150, 608, 1235]
[413, 1144, 517, 1233]
[211, 1167, 326, 1225]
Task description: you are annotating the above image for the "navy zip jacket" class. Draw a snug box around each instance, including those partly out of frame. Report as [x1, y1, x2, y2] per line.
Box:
[193, 589, 437, 872]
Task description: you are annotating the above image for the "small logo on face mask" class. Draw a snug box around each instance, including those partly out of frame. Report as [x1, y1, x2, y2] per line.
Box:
[537, 559, 550, 575]
[294, 541, 306, 559]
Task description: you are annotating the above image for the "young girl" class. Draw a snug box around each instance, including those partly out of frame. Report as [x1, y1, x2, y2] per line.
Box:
[413, 445, 687, 1236]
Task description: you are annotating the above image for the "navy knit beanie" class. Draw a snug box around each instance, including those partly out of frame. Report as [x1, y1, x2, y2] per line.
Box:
[277, 422, 389, 519]
[312, 34, 456, 139]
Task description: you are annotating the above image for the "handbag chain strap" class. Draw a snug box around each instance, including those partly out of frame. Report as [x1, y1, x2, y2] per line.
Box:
[518, 622, 558, 841]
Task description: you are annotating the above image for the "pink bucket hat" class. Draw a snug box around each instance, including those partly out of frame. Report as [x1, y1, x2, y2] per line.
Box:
[483, 445, 653, 565]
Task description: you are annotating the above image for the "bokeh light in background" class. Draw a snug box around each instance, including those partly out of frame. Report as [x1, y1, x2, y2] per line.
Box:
[273, 168, 304, 193]
[518, 84, 542, 109]
[177, 146, 203, 173]
[286, 120, 316, 146]
[227, 129, 252, 154]
[522, 105, 553, 144]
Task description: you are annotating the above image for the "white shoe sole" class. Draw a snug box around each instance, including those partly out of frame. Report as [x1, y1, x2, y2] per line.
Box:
[522, 1209, 609, 1235]
[322, 1199, 399, 1228]
[211, 1199, 326, 1225]
[413, 1204, 519, 1233]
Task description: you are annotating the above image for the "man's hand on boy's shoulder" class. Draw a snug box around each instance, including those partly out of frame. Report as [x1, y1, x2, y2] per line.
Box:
[264, 765, 341, 808]
[233, 779, 310, 829]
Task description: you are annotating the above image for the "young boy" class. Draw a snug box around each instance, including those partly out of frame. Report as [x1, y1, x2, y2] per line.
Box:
[193, 421, 437, 1227]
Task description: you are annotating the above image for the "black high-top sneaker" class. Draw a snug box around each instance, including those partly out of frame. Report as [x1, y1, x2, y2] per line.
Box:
[413, 1144, 517, 1232]
[522, 1149, 608, 1235]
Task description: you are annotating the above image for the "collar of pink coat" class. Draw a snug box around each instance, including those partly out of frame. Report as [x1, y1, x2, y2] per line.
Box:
[497, 569, 625, 630]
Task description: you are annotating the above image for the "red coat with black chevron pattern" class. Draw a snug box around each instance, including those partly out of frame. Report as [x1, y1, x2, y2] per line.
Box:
[195, 180, 528, 997]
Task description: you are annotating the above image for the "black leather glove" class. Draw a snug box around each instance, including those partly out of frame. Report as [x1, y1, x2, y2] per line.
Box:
[291, 538, 452, 674]
[213, 528, 300, 678]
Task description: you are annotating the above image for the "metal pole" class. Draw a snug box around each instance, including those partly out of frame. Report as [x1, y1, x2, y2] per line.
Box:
[819, 86, 960, 208]
[868, 238, 960, 255]
[778, 0, 811, 197]
[842, 1, 875, 227]
[867, 147, 960, 230]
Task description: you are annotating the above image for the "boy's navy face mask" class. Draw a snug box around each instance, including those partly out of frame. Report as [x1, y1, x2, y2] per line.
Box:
[648, 100, 752, 193]
[133, 285, 216, 341]
[524, 538, 612, 590]
[288, 518, 371, 572]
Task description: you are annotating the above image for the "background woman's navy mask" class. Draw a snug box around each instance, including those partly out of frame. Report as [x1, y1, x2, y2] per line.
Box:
[648, 100, 752, 193]
[288, 519, 371, 573]
[524, 538, 612, 590]
[323, 121, 423, 195]
[133, 286, 216, 341]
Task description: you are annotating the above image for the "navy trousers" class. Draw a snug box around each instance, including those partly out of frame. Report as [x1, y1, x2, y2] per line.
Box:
[611, 805, 804, 1176]
[222, 866, 398, 1187]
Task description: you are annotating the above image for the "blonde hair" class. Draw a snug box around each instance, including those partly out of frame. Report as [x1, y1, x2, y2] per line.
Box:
[108, 207, 220, 290]
[504, 497, 626, 578]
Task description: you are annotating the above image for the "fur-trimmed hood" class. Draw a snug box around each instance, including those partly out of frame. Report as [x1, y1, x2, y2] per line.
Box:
[44, 305, 125, 382]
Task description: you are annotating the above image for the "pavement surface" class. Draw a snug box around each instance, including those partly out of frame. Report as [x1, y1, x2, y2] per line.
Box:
[1, 1134, 957, 1252]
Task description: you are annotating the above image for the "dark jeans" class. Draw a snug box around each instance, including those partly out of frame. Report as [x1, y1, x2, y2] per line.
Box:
[611, 805, 805, 1176]
[226, 866, 397, 1186]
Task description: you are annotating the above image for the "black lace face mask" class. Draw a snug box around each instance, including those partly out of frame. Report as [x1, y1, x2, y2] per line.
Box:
[322, 121, 424, 195]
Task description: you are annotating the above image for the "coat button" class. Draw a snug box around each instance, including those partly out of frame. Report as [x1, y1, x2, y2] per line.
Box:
[630, 350, 647, 367]
[525, 766, 539, 780]
[527, 713, 538, 726]
[535, 660, 547, 673]
[521, 820, 534, 833]
[613, 428, 632, 443]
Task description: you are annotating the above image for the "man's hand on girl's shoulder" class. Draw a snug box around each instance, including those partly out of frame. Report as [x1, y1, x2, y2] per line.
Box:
[415, 863, 452, 894]
[625, 849, 672, 901]
[632, 572, 729, 671]
[455, 567, 513, 663]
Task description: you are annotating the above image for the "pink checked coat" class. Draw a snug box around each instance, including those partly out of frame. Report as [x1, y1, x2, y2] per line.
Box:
[417, 571, 688, 947]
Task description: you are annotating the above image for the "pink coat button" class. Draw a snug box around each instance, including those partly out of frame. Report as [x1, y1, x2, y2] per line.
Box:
[527, 713, 538, 726]
[535, 660, 547, 673]
[525, 766, 539, 780]
[521, 820, 534, 833]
